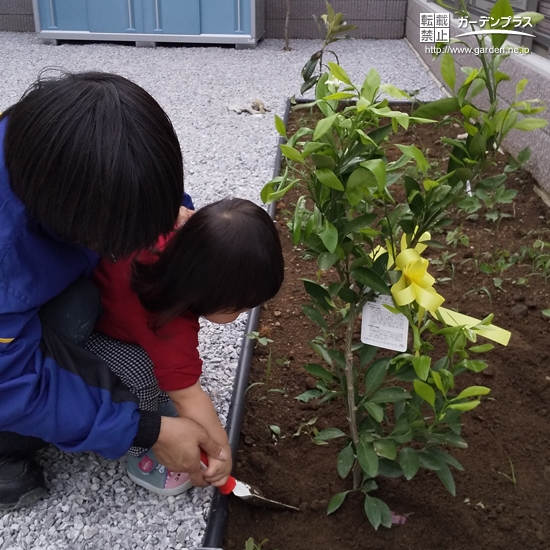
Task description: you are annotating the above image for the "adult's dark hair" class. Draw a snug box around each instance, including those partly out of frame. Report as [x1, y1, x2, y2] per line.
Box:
[132, 198, 284, 327]
[2, 70, 183, 258]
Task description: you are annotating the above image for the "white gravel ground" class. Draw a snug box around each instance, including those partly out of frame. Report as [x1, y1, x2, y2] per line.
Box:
[0, 31, 442, 550]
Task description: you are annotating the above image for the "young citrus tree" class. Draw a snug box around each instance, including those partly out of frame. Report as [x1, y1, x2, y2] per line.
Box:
[262, 63, 510, 529]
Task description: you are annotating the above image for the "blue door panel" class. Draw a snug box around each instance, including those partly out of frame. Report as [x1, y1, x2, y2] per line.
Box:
[142, 0, 200, 34]
[87, 0, 140, 32]
[37, 0, 89, 30]
[37, 0, 255, 37]
[200, 0, 250, 34]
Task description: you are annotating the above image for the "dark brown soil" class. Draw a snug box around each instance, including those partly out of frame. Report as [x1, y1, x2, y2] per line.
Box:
[223, 108, 550, 550]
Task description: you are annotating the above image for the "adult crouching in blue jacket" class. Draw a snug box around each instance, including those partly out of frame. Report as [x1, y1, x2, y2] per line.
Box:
[0, 71, 227, 510]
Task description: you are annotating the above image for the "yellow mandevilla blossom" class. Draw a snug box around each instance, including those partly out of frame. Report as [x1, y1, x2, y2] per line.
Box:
[390, 232, 445, 313]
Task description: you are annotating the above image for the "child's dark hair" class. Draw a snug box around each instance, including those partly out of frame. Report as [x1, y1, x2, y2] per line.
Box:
[2, 70, 183, 258]
[132, 198, 284, 327]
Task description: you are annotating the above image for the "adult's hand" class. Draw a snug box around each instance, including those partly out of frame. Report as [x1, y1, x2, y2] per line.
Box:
[151, 416, 227, 487]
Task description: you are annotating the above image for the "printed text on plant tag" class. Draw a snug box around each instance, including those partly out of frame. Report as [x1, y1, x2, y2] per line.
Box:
[361, 295, 408, 352]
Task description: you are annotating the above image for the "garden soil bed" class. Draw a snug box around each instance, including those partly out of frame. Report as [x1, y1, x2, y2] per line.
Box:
[223, 109, 550, 550]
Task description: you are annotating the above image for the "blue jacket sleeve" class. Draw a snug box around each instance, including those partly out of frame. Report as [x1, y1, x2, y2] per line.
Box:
[0, 301, 143, 459]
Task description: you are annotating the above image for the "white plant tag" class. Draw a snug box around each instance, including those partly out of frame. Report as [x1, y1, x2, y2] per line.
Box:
[361, 295, 408, 352]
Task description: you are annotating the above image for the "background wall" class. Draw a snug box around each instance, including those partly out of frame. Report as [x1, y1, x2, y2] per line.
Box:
[0, 0, 33, 31]
[265, 0, 407, 39]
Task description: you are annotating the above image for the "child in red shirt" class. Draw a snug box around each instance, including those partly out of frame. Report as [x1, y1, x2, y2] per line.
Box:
[92, 198, 284, 495]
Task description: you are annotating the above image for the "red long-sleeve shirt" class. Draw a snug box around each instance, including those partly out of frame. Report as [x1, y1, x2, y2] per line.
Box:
[93, 236, 202, 391]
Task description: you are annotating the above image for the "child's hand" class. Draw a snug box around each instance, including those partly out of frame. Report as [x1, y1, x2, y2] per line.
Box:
[203, 445, 232, 487]
[175, 206, 194, 228]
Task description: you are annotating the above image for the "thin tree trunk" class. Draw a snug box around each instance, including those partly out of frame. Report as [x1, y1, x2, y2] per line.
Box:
[283, 0, 291, 51]
[344, 302, 361, 489]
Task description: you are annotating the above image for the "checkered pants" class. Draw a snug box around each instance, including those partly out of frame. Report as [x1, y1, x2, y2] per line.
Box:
[85, 332, 169, 456]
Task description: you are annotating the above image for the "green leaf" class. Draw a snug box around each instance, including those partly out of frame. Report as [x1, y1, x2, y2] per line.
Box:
[431, 370, 445, 395]
[412, 355, 431, 381]
[316, 168, 345, 191]
[370, 387, 411, 403]
[318, 219, 339, 253]
[360, 159, 386, 191]
[304, 362, 337, 383]
[399, 447, 420, 480]
[309, 343, 334, 368]
[489, 0, 515, 48]
[351, 267, 390, 295]
[373, 439, 397, 460]
[418, 450, 442, 470]
[327, 491, 350, 514]
[346, 167, 376, 206]
[274, 114, 287, 138]
[302, 305, 329, 331]
[462, 360, 488, 373]
[311, 153, 336, 170]
[514, 118, 548, 131]
[469, 132, 487, 160]
[364, 401, 384, 422]
[323, 92, 356, 101]
[361, 68, 381, 102]
[301, 56, 319, 81]
[365, 360, 389, 394]
[411, 97, 460, 119]
[364, 495, 392, 530]
[328, 61, 352, 85]
[432, 449, 464, 471]
[448, 400, 481, 411]
[435, 461, 456, 496]
[337, 445, 355, 479]
[468, 78, 486, 100]
[414, 379, 436, 407]
[260, 175, 295, 204]
[380, 83, 408, 99]
[345, 213, 377, 234]
[396, 144, 430, 176]
[357, 439, 379, 477]
[440, 52, 456, 91]
[280, 144, 304, 163]
[515, 11, 544, 26]
[313, 114, 338, 141]
[314, 428, 346, 441]
[454, 386, 491, 400]
[364, 494, 381, 530]
[302, 279, 333, 311]
[360, 345, 379, 368]
[318, 252, 339, 270]
[295, 389, 322, 402]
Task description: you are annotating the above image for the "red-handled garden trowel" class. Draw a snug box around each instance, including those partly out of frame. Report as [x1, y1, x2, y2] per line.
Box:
[200, 450, 299, 511]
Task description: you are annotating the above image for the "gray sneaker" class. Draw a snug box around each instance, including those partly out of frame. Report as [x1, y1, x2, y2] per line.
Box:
[126, 450, 192, 496]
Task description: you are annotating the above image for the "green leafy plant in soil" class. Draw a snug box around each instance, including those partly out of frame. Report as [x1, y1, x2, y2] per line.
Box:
[261, 62, 514, 529]
[224, 106, 550, 550]
[299, 1, 357, 95]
